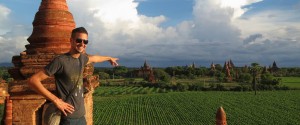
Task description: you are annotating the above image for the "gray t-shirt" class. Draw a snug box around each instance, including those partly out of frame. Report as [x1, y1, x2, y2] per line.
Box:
[45, 53, 89, 118]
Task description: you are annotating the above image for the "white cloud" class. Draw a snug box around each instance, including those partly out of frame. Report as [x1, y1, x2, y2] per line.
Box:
[1, 0, 300, 67]
[0, 4, 10, 19]
[69, 0, 215, 65]
[0, 4, 11, 34]
[219, 0, 263, 19]
[0, 5, 30, 63]
[68, 0, 169, 58]
[233, 6, 300, 66]
[66, 0, 300, 67]
[190, 0, 242, 42]
[0, 25, 30, 62]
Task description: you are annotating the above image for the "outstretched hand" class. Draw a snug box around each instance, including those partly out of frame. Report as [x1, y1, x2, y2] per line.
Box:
[53, 98, 74, 116]
[109, 57, 119, 66]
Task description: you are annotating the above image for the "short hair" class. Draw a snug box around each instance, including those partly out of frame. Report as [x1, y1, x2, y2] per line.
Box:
[71, 27, 88, 38]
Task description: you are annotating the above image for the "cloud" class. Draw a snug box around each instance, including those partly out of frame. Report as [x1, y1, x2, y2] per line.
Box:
[219, 0, 263, 19]
[0, 4, 11, 34]
[243, 34, 263, 45]
[68, 0, 169, 56]
[235, 6, 300, 66]
[66, 0, 300, 67]
[133, 0, 147, 2]
[0, 4, 30, 63]
[66, 0, 251, 67]
[0, 25, 31, 62]
[0, 4, 10, 21]
[1, 0, 300, 67]
[189, 0, 242, 42]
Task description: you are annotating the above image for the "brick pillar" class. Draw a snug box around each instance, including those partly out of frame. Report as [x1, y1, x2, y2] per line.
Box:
[7, 0, 75, 124]
[84, 90, 94, 125]
[83, 63, 100, 125]
[216, 107, 227, 125]
[11, 96, 45, 125]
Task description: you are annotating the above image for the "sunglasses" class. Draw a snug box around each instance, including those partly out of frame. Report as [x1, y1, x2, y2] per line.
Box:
[75, 38, 89, 45]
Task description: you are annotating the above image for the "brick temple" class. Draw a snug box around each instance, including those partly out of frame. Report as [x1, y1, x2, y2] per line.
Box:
[5, 0, 99, 124]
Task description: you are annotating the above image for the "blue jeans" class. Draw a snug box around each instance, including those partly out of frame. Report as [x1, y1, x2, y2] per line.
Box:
[60, 116, 86, 125]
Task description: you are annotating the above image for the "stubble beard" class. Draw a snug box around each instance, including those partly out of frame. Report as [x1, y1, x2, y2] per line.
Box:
[75, 45, 86, 53]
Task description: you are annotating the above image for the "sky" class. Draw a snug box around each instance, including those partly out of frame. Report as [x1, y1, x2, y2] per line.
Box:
[0, 0, 300, 67]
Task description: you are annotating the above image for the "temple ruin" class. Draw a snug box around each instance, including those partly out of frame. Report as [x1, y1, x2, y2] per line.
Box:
[5, 0, 99, 124]
[136, 60, 155, 83]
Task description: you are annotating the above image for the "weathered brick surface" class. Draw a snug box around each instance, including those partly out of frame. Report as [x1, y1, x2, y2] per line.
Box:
[84, 91, 94, 125]
[9, 79, 56, 93]
[12, 99, 46, 125]
[83, 63, 99, 125]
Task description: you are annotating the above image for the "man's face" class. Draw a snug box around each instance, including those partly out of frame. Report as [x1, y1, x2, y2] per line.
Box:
[71, 33, 88, 53]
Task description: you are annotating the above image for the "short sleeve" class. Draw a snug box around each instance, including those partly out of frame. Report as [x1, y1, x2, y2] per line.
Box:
[82, 53, 89, 65]
[44, 57, 63, 76]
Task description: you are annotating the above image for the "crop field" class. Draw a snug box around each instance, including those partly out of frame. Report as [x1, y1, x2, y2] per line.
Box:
[280, 77, 300, 89]
[93, 86, 168, 97]
[93, 88, 300, 125]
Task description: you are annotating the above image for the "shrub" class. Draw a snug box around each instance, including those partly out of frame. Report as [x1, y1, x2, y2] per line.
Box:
[176, 83, 188, 92]
[215, 84, 227, 91]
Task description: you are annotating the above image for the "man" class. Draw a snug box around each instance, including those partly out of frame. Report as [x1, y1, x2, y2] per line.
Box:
[28, 27, 118, 124]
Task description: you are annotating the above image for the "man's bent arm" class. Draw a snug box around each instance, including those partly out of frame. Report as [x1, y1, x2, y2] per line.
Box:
[28, 70, 74, 116]
[28, 70, 58, 101]
[88, 55, 119, 66]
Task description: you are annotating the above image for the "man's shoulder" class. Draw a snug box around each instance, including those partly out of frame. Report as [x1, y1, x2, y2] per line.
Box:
[49, 54, 71, 64]
[82, 53, 89, 59]
[80, 53, 89, 64]
[55, 53, 71, 59]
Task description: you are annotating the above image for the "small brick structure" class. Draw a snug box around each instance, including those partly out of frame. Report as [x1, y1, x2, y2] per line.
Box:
[6, 0, 99, 124]
[216, 107, 227, 125]
[0, 79, 9, 104]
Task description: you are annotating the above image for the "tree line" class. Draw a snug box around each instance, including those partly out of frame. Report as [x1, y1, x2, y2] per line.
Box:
[1, 64, 299, 91]
[94, 64, 300, 80]
[91, 63, 298, 91]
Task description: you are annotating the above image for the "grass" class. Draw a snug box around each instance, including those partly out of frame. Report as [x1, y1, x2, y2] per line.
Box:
[1, 77, 299, 123]
[280, 77, 300, 89]
[93, 89, 300, 125]
[93, 86, 168, 97]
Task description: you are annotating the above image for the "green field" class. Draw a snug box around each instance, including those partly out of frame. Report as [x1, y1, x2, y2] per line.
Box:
[0, 88, 299, 124]
[93, 88, 300, 125]
[94, 86, 169, 96]
[281, 77, 300, 89]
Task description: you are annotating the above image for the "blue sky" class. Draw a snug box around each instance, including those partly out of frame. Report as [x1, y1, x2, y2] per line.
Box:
[137, 0, 194, 26]
[0, 0, 300, 67]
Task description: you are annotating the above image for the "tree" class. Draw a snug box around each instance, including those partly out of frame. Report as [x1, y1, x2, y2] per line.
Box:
[165, 67, 176, 77]
[250, 63, 261, 95]
[215, 71, 225, 82]
[0, 68, 10, 81]
[237, 73, 251, 83]
[153, 69, 171, 83]
[176, 83, 188, 91]
[260, 72, 281, 86]
[242, 65, 249, 73]
[113, 66, 128, 78]
[97, 72, 110, 79]
[215, 64, 223, 71]
[194, 67, 209, 77]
